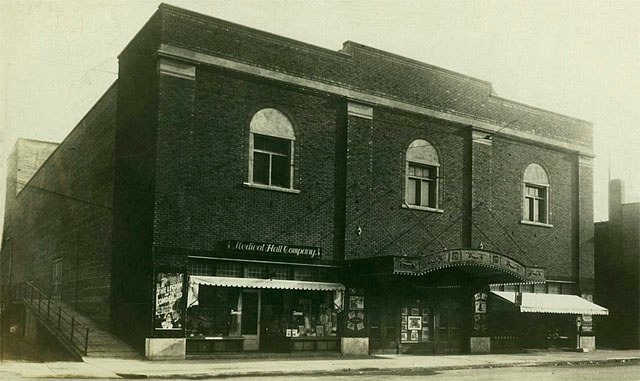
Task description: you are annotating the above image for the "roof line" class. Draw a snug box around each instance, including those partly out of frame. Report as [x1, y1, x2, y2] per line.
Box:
[490, 96, 592, 126]
[342, 41, 493, 87]
[158, 3, 352, 59]
[14, 81, 118, 200]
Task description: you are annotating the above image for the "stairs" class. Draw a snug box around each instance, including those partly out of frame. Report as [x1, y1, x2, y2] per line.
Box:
[54, 301, 141, 359]
[13, 282, 141, 360]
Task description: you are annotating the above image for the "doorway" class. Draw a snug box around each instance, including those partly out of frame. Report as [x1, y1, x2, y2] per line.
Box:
[370, 307, 398, 354]
[431, 302, 463, 354]
[241, 290, 260, 350]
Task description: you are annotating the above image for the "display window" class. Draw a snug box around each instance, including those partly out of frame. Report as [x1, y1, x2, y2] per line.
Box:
[186, 287, 241, 337]
[262, 289, 338, 339]
[185, 287, 339, 340]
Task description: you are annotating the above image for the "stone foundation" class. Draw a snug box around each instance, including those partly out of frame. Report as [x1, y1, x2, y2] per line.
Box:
[470, 337, 491, 354]
[145, 338, 186, 360]
[341, 337, 369, 355]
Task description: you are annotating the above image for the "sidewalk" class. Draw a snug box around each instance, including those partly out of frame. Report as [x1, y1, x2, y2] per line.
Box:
[1, 349, 640, 379]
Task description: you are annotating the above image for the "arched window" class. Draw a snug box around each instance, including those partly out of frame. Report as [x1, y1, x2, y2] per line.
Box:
[248, 108, 295, 189]
[405, 139, 440, 209]
[522, 163, 550, 224]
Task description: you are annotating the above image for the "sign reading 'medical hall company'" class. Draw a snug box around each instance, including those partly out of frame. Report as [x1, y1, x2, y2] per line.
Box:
[225, 240, 322, 259]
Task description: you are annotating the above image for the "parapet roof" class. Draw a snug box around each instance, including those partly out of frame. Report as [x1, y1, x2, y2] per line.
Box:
[129, 3, 593, 152]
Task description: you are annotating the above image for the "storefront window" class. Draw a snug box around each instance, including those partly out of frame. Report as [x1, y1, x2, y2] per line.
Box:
[186, 287, 241, 337]
[186, 287, 340, 340]
[263, 290, 338, 339]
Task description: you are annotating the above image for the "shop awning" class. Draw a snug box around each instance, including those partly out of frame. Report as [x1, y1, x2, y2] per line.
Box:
[491, 291, 609, 315]
[189, 275, 345, 291]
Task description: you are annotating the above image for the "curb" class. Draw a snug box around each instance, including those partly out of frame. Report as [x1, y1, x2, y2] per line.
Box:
[114, 357, 640, 379]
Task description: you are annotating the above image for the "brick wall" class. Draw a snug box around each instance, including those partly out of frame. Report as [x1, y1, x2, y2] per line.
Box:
[344, 108, 466, 259]
[471, 137, 578, 280]
[157, 4, 592, 148]
[111, 11, 161, 348]
[2, 84, 117, 328]
[153, 68, 340, 263]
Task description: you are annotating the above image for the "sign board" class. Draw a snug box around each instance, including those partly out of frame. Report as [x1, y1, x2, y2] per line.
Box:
[224, 240, 322, 259]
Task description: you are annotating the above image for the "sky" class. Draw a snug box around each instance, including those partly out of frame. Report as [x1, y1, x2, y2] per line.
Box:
[1, 0, 639, 235]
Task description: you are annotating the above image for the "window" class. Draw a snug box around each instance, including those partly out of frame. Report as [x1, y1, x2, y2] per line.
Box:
[51, 258, 63, 300]
[407, 164, 437, 207]
[248, 108, 295, 189]
[522, 164, 550, 224]
[405, 139, 440, 209]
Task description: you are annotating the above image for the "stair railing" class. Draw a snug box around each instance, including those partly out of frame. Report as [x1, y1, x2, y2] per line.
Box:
[12, 281, 90, 356]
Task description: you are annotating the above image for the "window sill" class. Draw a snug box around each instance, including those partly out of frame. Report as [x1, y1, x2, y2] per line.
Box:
[243, 182, 300, 194]
[402, 204, 444, 213]
[520, 220, 553, 228]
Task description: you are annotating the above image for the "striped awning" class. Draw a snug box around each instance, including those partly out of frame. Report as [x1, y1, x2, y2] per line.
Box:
[189, 275, 345, 291]
[492, 291, 609, 316]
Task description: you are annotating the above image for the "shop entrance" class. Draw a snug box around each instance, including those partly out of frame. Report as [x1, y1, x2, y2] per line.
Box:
[241, 290, 260, 350]
[260, 290, 290, 352]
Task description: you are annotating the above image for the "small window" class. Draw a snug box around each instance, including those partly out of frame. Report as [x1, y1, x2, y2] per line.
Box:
[522, 164, 550, 224]
[216, 263, 241, 277]
[405, 139, 440, 209]
[51, 258, 63, 300]
[249, 108, 295, 189]
[243, 265, 264, 279]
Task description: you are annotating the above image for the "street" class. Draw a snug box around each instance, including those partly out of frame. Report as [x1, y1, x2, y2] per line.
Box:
[1, 363, 640, 381]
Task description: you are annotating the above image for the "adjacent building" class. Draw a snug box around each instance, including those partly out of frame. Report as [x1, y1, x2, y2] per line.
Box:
[595, 179, 640, 349]
[1, 4, 606, 359]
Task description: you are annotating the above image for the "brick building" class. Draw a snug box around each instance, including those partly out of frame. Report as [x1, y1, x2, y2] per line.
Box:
[2, 4, 606, 359]
[594, 179, 640, 349]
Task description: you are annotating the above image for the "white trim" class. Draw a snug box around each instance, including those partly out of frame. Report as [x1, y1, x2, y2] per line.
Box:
[158, 57, 196, 80]
[472, 130, 493, 146]
[347, 102, 373, 119]
[579, 156, 594, 168]
[401, 204, 444, 213]
[243, 182, 300, 193]
[158, 43, 593, 156]
[520, 220, 553, 228]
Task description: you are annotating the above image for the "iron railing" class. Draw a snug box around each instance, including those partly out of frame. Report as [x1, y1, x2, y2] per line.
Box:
[11, 281, 90, 356]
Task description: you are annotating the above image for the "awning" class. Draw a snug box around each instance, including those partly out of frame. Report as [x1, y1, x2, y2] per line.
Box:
[492, 291, 609, 316]
[189, 275, 345, 291]
[188, 275, 345, 309]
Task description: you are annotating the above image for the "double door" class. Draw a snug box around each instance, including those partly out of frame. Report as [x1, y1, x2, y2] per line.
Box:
[431, 302, 463, 354]
[369, 298, 463, 355]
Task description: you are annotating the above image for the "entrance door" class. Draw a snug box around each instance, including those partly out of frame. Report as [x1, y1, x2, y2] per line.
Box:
[259, 290, 289, 352]
[241, 290, 260, 351]
[433, 302, 463, 354]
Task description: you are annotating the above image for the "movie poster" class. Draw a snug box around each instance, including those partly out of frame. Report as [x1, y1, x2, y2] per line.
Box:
[154, 273, 184, 330]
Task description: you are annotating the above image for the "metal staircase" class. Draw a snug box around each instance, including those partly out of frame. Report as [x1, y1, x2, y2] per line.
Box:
[8, 282, 141, 360]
